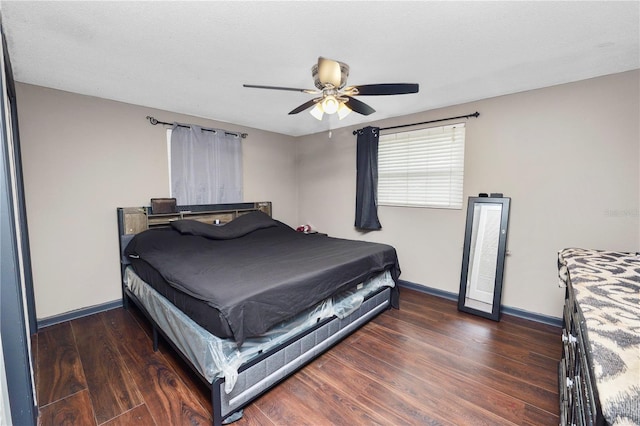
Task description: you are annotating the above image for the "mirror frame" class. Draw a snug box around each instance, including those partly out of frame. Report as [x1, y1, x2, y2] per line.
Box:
[457, 196, 510, 321]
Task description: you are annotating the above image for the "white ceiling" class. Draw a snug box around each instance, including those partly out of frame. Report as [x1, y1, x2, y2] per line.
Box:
[1, 1, 638, 137]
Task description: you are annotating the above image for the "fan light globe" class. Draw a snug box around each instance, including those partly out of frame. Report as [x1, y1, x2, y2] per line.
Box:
[337, 102, 351, 120]
[310, 103, 324, 120]
[321, 96, 339, 114]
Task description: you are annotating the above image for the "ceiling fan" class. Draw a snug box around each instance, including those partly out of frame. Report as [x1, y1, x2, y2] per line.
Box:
[243, 57, 419, 120]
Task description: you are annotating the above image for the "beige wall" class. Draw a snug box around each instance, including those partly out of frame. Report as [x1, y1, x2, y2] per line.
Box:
[16, 70, 640, 322]
[296, 70, 640, 319]
[16, 83, 298, 320]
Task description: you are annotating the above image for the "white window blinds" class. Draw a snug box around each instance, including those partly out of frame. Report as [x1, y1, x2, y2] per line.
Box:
[378, 123, 465, 209]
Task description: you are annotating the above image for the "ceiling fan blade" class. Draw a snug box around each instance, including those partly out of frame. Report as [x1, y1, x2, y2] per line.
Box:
[317, 57, 342, 88]
[288, 99, 319, 115]
[244, 84, 317, 94]
[348, 83, 419, 96]
[344, 96, 375, 116]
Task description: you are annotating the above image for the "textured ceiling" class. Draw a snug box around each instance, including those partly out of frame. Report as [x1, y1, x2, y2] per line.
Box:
[1, 1, 638, 137]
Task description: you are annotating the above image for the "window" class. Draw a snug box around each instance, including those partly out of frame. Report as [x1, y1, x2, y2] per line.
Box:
[377, 123, 465, 209]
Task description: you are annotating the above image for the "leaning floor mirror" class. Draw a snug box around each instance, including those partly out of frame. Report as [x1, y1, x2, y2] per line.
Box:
[458, 195, 510, 321]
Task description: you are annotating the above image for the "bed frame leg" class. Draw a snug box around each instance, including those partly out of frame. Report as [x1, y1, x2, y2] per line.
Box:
[152, 326, 159, 352]
[212, 381, 222, 426]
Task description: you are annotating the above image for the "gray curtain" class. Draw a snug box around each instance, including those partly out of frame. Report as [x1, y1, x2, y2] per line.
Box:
[355, 126, 382, 230]
[170, 124, 243, 205]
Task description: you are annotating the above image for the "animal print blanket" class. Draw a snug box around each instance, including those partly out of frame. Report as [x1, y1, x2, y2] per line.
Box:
[558, 248, 640, 425]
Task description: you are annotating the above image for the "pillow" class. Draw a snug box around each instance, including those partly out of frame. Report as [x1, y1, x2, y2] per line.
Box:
[171, 210, 277, 240]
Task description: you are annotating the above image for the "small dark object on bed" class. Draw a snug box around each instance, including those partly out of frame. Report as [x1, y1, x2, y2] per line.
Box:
[150, 198, 177, 214]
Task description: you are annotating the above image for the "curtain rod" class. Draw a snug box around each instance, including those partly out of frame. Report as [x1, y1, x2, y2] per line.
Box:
[146, 116, 248, 139]
[352, 111, 479, 135]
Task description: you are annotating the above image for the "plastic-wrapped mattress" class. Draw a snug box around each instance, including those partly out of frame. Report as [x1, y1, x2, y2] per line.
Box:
[125, 267, 394, 393]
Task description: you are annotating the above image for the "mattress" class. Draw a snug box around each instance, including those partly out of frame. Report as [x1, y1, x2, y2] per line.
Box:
[124, 266, 395, 393]
[558, 248, 640, 425]
[125, 212, 400, 345]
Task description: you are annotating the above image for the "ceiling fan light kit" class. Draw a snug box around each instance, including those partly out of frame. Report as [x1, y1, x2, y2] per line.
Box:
[244, 57, 419, 120]
[309, 96, 352, 121]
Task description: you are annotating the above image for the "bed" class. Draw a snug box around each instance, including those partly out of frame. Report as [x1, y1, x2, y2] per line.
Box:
[117, 201, 400, 425]
[558, 248, 639, 425]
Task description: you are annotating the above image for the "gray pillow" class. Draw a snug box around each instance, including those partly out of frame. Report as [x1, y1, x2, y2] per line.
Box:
[171, 210, 277, 240]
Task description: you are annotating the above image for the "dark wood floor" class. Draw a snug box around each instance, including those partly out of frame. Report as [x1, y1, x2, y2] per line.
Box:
[34, 288, 561, 425]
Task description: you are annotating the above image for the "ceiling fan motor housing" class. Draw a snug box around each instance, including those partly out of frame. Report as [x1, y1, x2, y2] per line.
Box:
[312, 61, 350, 90]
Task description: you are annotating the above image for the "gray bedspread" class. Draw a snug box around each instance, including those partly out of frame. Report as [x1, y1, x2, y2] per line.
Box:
[125, 214, 400, 346]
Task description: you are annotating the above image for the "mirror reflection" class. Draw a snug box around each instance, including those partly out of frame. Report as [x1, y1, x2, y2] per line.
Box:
[458, 196, 510, 321]
[465, 203, 502, 313]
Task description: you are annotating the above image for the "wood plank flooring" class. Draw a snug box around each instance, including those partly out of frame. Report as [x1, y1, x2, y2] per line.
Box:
[34, 288, 561, 425]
